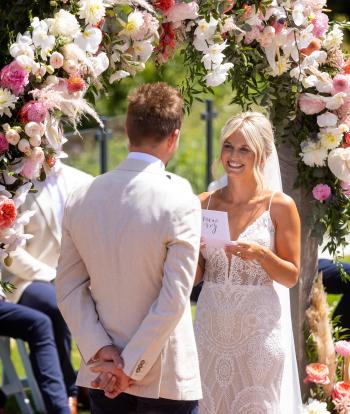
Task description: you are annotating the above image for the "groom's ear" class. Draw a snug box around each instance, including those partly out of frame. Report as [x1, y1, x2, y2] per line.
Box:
[167, 129, 180, 149]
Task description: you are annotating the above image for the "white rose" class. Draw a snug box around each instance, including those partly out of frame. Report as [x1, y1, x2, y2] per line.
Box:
[18, 138, 31, 153]
[25, 122, 45, 139]
[29, 135, 41, 147]
[317, 111, 338, 128]
[50, 52, 64, 69]
[5, 129, 20, 145]
[30, 147, 45, 162]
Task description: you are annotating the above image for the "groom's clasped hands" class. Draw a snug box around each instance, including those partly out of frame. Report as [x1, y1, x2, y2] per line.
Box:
[89, 345, 133, 398]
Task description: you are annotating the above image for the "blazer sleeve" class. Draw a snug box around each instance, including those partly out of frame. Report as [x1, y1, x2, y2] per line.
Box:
[121, 193, 201, 380]
[56, 203, 112, 364]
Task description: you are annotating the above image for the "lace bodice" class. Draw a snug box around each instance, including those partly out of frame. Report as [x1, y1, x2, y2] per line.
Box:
[203, 210, 275, 286]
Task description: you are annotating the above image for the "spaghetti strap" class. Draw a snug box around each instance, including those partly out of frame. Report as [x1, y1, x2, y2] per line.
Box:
[206, 192, 214, 210]
[268, 191, 276, 212]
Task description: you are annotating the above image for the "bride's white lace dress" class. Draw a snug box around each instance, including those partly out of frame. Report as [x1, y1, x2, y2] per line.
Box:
[194, 209, 284, 413]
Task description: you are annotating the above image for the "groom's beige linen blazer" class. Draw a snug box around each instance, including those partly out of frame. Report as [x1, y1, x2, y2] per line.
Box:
[56, 157, 203, 401]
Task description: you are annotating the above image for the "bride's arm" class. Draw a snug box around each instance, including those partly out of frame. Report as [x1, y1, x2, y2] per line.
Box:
[225, 192, 300, 288]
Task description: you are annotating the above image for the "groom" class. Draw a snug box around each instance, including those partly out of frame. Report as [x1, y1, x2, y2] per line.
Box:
[55, 82, 202, 413]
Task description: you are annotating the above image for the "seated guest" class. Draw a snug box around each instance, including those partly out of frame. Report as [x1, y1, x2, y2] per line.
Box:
[2, 160, 92, 414]
[0, 281, 70, 414]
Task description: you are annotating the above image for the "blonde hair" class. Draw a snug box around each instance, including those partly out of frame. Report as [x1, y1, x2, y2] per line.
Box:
[216, 112, 275, 190]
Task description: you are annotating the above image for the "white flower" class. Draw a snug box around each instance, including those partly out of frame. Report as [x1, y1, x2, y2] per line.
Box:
[78, 0, 106, 25]
[324, 92, 347, 111]
[24, 122, 45, 139]
[9, 32, 34, 60]
[109, 70, 130, 84]
[89, 52, 109, 76]
[302, 75, 318, 89]
[302, 398, 330, 414]
[133, 40, 153, 62]
[50, 52, 64, 69]
[75, 27, 102, 54]
[317, 111, 338, 127]
[32, 19, 56, 60]
[319, 127, 343, 150]
[0, 88, 18, 117]
[202, 41, 228, 70]
[5, 129, 20, 145]
[194, 16, 218, 42]
[323, 25, 344, 51]
[119, 11, 144, 39]
[16, 55, 40, 74]
[292, 2, 306, 26]
[204, 62, 234, 87]
[50, 9, 81, 40]
[300, 140, 328, 167]
[18, 139, 31, 154]
[165, 2, 198, 23]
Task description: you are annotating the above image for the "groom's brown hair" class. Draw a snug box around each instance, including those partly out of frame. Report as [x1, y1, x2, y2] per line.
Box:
[126, 82, 184, 146]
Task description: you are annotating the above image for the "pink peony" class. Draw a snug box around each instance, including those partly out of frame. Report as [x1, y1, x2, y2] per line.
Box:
[19, 101, 48, 123]
[304, 363, 330, 385]
[0, 199, 17, 229]
[312, 13, 329, 37]
[299, 93, 326, 115]
[0, 61, 29, 96]
[335, 340, 350, 356]
[312, 184, 332, 201]
[332, 382, 350, 402]
[0, 133, 9, 153]
[165, 1, 198, 22]
[332, 74, 350, 95]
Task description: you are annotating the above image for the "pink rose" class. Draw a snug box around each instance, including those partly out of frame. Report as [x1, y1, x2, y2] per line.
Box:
[304, 363, 330, 385]
[20, 157, 42, 180]
[332, 74, 350, 95]
[0, 198, 17, 229]
[0, 133, 9, 153]
[165, 1, 198, 22]
[0, 61, 29, 96]
[20, 101, 48, 123]
[312, 184, 332, 201]
[312, 13, 329, 37]
[299, 93, 326, 115]
[335, 340, 350, 356]
[332, 381, 350, 402]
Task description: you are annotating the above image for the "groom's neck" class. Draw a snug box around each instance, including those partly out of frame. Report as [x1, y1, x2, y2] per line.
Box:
[128, 144, 169, 166]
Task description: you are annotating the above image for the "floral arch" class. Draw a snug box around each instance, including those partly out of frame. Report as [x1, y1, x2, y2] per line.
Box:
[0, 0, 349, 269]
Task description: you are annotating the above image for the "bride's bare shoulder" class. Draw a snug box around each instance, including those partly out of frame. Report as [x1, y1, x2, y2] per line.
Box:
[269, 191, 299, 223]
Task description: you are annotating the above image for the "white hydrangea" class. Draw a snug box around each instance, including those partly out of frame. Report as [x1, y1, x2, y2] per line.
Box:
[302, 398, 330, 414]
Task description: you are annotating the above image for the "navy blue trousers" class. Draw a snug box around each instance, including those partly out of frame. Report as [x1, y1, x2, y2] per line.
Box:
[0, 300, 70, 414]
[89, 390, 199, 414]
[18, 281, 77, 397]
[319, 258, 350, 336]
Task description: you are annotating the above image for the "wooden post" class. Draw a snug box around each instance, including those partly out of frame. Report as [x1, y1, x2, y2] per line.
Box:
[278, 141, 319, 392]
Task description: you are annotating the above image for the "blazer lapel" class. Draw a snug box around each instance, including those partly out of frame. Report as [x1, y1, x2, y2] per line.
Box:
[33, 182, 61, 244]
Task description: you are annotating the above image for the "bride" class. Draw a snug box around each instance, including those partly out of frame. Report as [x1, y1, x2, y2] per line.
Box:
[194, 112, 302, 413]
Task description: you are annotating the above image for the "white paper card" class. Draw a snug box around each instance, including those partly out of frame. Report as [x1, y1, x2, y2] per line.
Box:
[201, 209, 237, 248]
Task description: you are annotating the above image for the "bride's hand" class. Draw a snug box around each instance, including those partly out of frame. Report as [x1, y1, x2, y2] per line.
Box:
[225, 241, 266, 261]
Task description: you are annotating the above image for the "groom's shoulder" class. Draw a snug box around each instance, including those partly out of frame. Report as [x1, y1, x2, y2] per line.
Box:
[164, 172, 193, 193]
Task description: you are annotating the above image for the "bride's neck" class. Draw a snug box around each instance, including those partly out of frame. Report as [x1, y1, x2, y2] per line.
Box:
[223, 177, 259, 205]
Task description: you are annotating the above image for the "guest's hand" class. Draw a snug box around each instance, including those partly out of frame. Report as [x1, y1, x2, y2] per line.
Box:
[225, 241, 266, 262]
[90, 361, 134, 399]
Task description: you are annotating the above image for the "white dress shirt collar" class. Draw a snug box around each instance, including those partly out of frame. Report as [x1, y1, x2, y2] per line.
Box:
[127, 152, 165, 171]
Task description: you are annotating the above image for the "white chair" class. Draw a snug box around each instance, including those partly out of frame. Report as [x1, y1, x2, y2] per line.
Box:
[0, 337, 46, 413]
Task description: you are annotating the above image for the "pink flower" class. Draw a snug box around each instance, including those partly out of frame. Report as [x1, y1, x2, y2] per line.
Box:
[332, 382, 350, 402]
[0, 61, 29, 96]
[0, 133, 9, 153]
[299, 93, 326, 115]
[312, 184, 332, 201]
[304, 363, 330, 385]
[20, 157, 42, 180]
[341, 181, 350, 196]
[67, 76, 86, 93]
[0, 199, 17, 229]
[19, 101, 48, 123]
[244, 26, 262, 44]
[332, 74, 350, 95]
[312, 13, 329, 37]
[165, 2, 198, 22]
[335, 340, 350, 356]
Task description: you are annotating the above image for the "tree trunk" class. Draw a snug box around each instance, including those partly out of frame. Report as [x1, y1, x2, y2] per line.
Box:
[278, 141, 318, 393]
